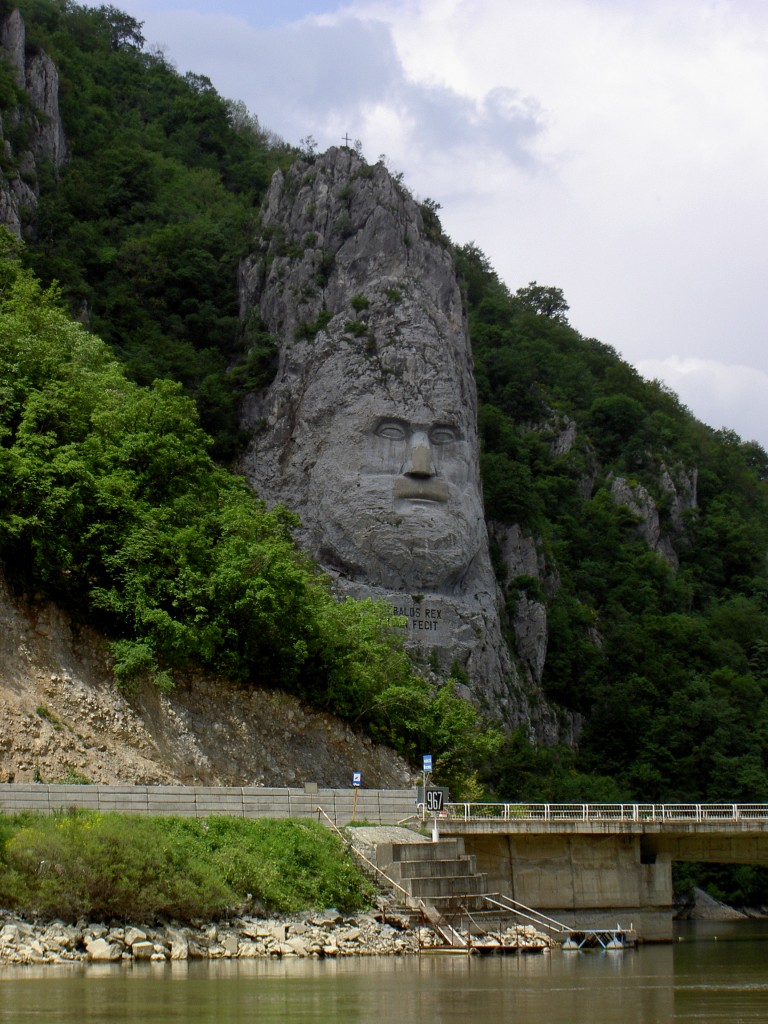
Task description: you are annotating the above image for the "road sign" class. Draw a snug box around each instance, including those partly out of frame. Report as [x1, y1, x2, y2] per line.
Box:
[352, 772, 362, 787]
[422, 754, 433, 772]
[425, 789, 444, 813]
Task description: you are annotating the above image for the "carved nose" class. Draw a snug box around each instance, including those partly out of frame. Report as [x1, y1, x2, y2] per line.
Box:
[404, 438, 434, 478]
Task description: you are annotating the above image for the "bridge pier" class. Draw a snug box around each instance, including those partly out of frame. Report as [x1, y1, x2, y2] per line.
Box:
[456, 833, 674, 941]
[434, 803, 768, 941]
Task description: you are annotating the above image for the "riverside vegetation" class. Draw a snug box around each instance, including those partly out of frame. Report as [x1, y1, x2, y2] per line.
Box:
[0, 810, 552, 965]
[0, 811, 551, 964]
[1, 1, 768, 902]
[0, 812, 373, 920]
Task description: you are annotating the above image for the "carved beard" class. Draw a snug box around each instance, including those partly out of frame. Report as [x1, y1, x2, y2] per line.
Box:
[310, 464, 485, 592]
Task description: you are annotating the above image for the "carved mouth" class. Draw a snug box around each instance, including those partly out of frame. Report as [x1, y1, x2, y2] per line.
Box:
[394, 478, 449, 502]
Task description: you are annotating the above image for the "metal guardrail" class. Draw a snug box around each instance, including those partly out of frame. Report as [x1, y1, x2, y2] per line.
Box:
[423, 803, 768, 824]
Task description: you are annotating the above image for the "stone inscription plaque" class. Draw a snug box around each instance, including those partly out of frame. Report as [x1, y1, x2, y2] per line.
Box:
[391, 603, 446, 635]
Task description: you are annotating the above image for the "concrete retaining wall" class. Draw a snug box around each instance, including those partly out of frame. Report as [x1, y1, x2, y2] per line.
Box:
[0, 784, 419, 826]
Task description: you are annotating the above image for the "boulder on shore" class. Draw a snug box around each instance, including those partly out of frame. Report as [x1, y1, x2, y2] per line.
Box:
[0, 906, 551, 965]
[676, 886, 748, 921]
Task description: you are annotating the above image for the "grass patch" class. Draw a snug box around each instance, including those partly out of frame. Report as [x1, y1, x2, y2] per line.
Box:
[0, 812, 374, 923]
[35, 706, 62, 731]
[295, 308, 332, 340]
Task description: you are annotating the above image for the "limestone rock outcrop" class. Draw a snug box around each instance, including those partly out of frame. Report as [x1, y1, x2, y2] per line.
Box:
[239, 147, 555, 732]
[488, 522, 551, 685]
[610, 464, 697, 570]
[0, 8, 66, 235]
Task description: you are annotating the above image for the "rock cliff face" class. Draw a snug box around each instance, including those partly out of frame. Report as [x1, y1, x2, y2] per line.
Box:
[239, 148, 556, 734]
[0, 8, 66, 235]
[488, 522, 552, 687]
[610, 464, 697, 569]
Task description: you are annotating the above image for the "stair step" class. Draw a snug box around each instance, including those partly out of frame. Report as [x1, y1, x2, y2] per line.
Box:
[375, 839, 488, 914]
[404, 874, 488, 898]
[388, 856, 477, 879]
[410, 893, 491, 913]
[376, 839, 465, 868]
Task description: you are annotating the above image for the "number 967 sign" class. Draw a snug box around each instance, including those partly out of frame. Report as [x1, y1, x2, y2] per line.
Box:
[425, 789, 444, 813]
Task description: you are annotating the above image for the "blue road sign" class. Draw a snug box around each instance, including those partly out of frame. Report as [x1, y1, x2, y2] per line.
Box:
[422, 754, 432, 772]
[352, 772, 362, 787]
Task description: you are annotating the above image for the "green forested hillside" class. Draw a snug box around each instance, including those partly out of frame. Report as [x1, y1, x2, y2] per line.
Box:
[9, 0, 286, 461]
[456, 247, 768, 807]
[1, 0, 768, 834]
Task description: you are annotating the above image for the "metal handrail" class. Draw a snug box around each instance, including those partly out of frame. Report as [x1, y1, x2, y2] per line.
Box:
[482, 893, 572, 934]
[315, 805, 414, 902]
[434, 802, 768, 823]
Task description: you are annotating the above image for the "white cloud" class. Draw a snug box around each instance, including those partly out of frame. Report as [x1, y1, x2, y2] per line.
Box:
[75, 0, 768, 448]
[636, 356, 768, 446]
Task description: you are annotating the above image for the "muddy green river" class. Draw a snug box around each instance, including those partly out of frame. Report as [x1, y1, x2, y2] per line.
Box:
[1, 921, 767, 1023]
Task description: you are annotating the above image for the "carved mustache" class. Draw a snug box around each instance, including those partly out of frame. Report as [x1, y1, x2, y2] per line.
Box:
[393, 478, 449, 502]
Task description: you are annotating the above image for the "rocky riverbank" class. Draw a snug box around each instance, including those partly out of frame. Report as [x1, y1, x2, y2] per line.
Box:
[675, 887, 753, 922]
[0, 906, 551, 965]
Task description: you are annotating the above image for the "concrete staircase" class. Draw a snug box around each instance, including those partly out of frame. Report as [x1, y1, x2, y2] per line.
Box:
[375, 837, 488, 912]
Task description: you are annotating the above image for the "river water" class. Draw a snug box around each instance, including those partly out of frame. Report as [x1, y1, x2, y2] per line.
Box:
[1, 921, 767, 1023]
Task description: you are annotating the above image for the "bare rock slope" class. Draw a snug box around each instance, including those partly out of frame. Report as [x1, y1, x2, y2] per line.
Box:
[0, 577, 411, 788]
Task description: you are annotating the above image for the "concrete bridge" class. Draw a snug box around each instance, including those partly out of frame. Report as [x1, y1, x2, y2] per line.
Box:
[3, 786, 767, 941]
[431, 802, 768, 941]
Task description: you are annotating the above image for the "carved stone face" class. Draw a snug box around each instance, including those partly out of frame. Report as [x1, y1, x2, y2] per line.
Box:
[308, 402, 485, 592]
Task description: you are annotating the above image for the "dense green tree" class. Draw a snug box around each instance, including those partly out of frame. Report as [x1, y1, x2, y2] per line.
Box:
[514, 281, 570, 323]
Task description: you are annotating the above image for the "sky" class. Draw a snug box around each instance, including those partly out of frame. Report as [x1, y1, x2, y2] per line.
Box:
[80, 0, 768, 448]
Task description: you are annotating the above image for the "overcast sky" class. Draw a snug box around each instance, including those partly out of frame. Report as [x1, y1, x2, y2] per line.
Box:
[80, 0, 768, 448]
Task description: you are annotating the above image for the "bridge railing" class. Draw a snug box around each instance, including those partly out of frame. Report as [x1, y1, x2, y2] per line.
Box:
[431, 803, 768, 823]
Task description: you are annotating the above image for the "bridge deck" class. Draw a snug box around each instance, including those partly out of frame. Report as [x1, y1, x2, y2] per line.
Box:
[428, 803, 768, 836]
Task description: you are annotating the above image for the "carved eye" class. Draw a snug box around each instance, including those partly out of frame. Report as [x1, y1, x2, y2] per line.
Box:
[430, 426, 457, 445]
[376, 420, 407, 441]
